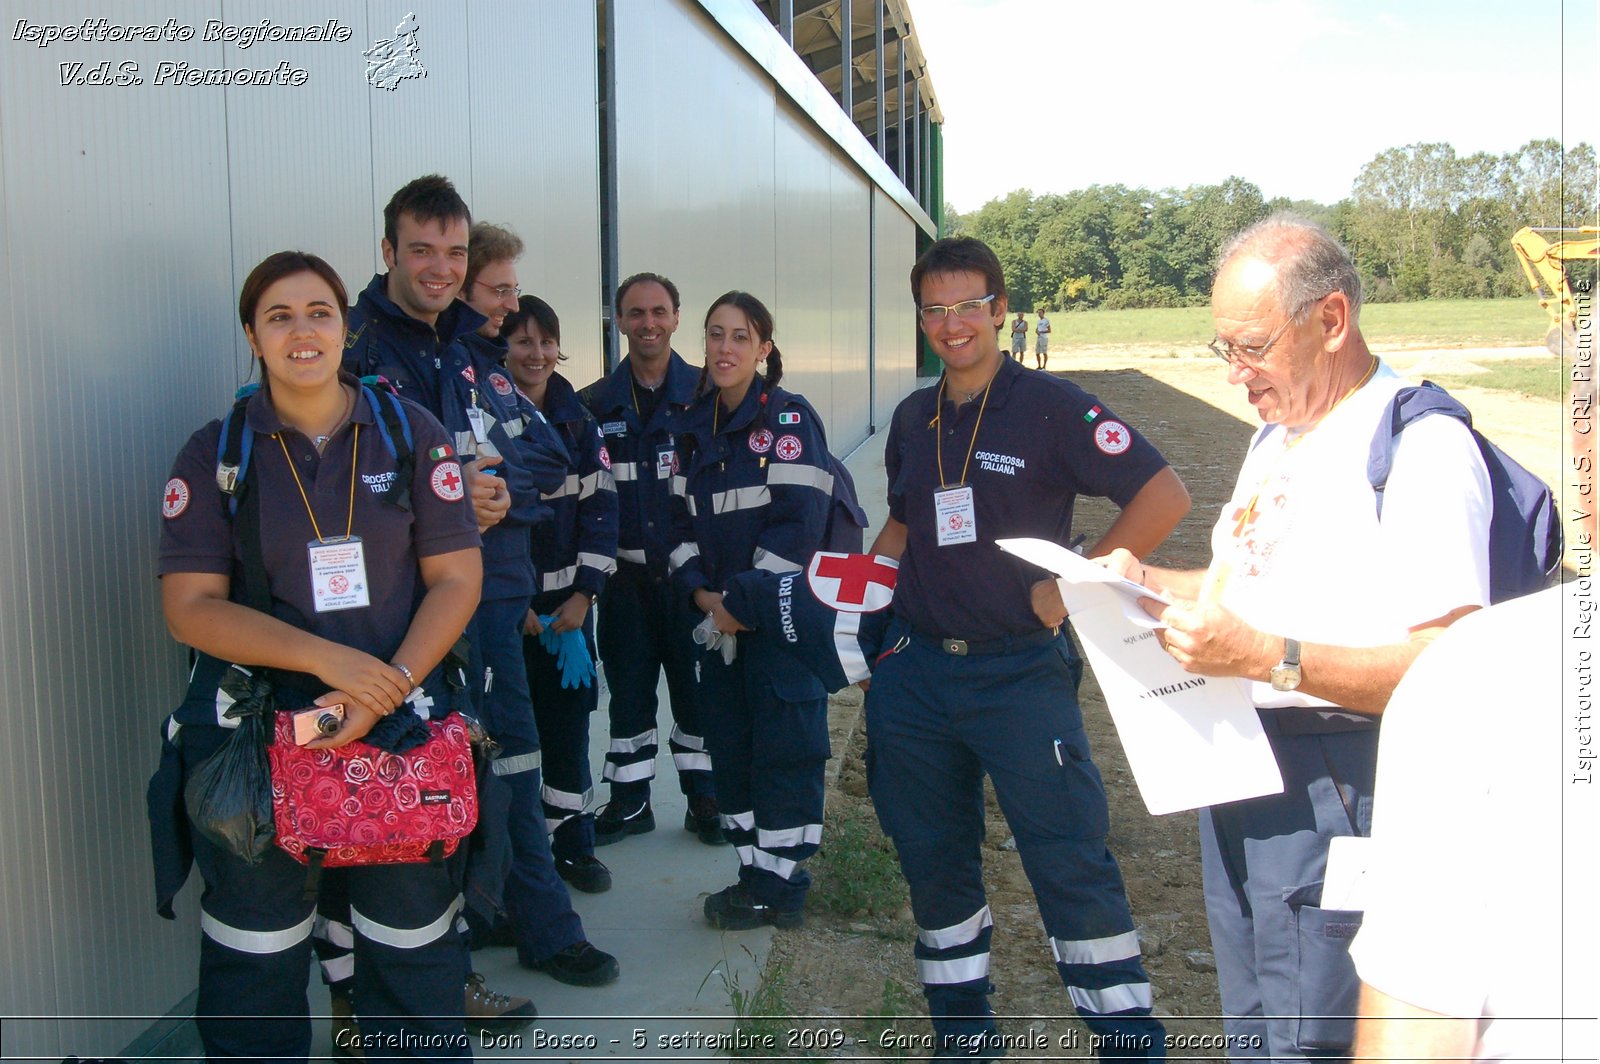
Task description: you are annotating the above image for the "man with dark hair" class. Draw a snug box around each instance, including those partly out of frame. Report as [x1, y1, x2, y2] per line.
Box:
[867, 235, 1188, 1060]
[580, 272, 722, 846]
[1105, 214, 1493, 1061]
[335, 178, 618, 1035]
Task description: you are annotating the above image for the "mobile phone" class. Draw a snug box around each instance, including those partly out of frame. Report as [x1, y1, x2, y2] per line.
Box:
[292, 704, 345, 745]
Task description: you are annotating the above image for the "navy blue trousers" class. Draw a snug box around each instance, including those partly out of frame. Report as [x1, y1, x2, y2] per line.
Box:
[184, 726, 470, 1062]
[465, 595, 583, 962]
[596, 562, 712, 803]
[523, 597, 599, 860]
[697, 642, 828, 910]
[1201, 723, 1376, 1061]
[865, 624, 1165, 1060]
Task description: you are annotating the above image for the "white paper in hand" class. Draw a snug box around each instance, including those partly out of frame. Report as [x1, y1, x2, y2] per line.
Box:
[997, 537, 1283, 815]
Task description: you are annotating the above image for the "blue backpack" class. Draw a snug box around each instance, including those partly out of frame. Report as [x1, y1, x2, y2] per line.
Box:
[1367, 380, 1561, 604]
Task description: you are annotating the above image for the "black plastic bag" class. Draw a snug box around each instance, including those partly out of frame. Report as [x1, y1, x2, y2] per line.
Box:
[183, 709, 274, 863]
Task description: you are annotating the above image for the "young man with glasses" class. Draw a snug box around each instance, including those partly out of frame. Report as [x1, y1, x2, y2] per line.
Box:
[864, 236, 1190, 1060]
[1103, 215, 1493, 1061]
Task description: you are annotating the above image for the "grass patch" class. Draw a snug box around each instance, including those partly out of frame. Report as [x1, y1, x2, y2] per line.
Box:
[1051, 297, 1550, 351]
[1429, 357, 1567, 401]
[808, 804, 909, 917]
[702, 947, 821, 1061]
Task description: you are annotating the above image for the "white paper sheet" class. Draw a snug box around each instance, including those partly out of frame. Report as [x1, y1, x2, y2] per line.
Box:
[998, 537, 1284, 815]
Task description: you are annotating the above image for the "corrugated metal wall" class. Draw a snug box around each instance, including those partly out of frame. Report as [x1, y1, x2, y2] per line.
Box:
[0, 0, 923, 1055]
[0, 2, 600, 1056]
[612, 0, 919, 451]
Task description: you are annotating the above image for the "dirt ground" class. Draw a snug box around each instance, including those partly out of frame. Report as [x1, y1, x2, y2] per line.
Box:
[754, 347, 1573, 1061]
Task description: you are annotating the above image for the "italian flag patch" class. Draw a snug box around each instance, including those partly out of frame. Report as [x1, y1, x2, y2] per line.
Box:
[1083, 405, 1102, 423]
[777, 411, 801, 425]
[429, 444, 454, 461]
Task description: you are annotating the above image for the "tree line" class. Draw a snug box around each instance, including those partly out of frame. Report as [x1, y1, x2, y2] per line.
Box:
[946, 139, 1598, 312]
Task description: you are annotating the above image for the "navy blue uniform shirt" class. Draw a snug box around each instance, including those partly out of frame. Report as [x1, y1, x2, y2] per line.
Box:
[580, 352, 699, 573]
[668, 379, 833, 606]
[531, 371, 619, 602]
[887, 356, 1170, 641]
[158, 382, 480, 675]
[344, 275, 567, 600]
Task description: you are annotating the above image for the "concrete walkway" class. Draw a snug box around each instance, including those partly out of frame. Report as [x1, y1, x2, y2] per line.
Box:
[467, 435, 893, 1062]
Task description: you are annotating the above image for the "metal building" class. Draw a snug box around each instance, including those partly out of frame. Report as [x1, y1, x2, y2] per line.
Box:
[0, 0, 941, 1056]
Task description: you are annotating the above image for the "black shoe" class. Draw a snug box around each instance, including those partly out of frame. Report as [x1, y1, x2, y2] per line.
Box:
[524, 940, 621, 987]
[683, 795, 725, 845]
[703, 883, 804, 930]
[555, 854, 613, 894]
[463, 972, 537, 1036]
[594, 798, 654, 846]
[330, 993, 365, 1061]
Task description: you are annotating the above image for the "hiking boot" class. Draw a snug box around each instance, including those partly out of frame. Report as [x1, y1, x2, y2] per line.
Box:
[463, 972, 537, 1036]
[683, 795, 726, 845]
[555, 854, 613, 894]
[703, 883, 804, 931]
[593, 798, 654, 846]
[330, 993, 364, 1061]
[523, 940, 621, 987]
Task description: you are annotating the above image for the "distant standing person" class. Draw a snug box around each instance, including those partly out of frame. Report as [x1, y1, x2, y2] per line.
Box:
[1009, 312, 1028, 360]
[1034, 307, 1052, 370]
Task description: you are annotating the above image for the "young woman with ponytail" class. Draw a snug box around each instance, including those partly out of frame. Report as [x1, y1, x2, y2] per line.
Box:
[666, 291, 835, 930]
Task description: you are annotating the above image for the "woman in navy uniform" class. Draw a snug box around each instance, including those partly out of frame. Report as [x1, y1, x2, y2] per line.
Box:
[667, 291, 834, 929]
[502, 295, 620, 895]
[157, 252, 483, 1060]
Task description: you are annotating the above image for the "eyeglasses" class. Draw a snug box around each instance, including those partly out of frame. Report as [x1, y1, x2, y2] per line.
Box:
[1208, 294, 1327, 371]
[919, 294, 995, 324]
[474, 280, 521, 300]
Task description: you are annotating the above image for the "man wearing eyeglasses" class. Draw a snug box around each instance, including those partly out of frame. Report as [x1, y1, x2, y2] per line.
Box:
[1103, 215, 1492, 1061]
[864, 236, 1190, 1060]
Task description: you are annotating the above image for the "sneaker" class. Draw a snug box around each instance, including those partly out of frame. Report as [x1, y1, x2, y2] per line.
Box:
[683, 795, 726, 845]
[330, 993, 365, 1061]
[524, 940, 621, 987]
[593, 798, 654, 846]
[555, 854, 613, 894]
[463, 972, 537, 1036]
[703, 883, 804, 931]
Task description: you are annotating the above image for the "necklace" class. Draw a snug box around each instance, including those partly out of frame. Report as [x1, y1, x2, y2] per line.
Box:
[308, 386, 355, 452]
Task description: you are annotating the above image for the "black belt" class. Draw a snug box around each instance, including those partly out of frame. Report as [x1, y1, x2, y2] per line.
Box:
[909, 625, 1061, 657]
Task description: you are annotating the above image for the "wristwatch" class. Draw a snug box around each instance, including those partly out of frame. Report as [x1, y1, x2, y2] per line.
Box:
[1269, 637, 1302, 692]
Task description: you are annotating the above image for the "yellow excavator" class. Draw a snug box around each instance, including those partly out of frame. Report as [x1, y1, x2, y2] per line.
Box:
[1510, 225, 1599, 355]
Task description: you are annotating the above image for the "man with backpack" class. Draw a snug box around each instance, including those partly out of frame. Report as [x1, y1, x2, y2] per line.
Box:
[1104, 215, 1515, 1062]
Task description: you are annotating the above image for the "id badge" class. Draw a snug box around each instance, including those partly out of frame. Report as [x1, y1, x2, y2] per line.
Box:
[466, 405, 490, 444]
[934, 485, 977, 546]
[655, 447, 676, 479]
[308, 536, 371, 613]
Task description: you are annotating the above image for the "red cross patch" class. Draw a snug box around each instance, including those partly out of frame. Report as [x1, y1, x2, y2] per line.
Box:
[1093, 420, 1131, 455]
[807, 552, 899, 613]
[431, 461, 465, 501]
[597, 445, 612, 470]
[489, 372, 513, 397]
[461, 365, 476, 384]
[162, 477, 190, 519]
[749, 429, 774, 454]
[774, 434, 802, 461]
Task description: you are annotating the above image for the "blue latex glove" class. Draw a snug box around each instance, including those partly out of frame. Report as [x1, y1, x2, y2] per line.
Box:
[537, 615, 595, 690]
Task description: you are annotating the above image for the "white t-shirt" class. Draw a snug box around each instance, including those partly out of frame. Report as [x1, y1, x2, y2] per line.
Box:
[1205, 362, 1493, 709]
[1350, 585, 1595, 1062]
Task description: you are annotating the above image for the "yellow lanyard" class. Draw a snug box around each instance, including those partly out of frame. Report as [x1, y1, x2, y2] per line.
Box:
[278, 424, 360, 542]
[932, 374, 995, 489]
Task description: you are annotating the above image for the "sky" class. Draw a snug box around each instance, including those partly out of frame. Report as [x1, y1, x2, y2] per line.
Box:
[909, 0, 1599, 212]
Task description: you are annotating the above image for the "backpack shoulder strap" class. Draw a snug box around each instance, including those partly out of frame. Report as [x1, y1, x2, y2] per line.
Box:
[360, 378, 414, 512]
[1367, 381, 1471, 518]
[215, 385, 260, 516]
